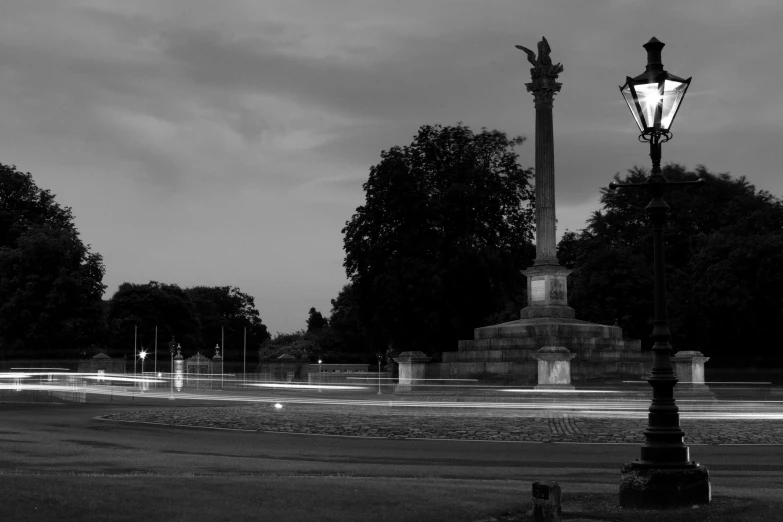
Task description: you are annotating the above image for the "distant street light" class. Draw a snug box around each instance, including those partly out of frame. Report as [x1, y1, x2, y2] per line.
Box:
[612, 37, 710, 509]
[377, 353, 383, 395]
[318, 358, 323, 393]
[139, 350, 147, 392]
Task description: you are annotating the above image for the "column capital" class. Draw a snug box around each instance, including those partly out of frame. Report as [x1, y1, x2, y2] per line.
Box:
[526, 78, 563, 109]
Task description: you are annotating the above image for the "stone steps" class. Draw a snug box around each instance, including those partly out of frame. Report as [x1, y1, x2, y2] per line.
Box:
[457, 337, 642, 351]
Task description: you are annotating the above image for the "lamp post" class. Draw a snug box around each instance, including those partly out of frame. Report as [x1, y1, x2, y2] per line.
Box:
[139, 350, 147, 393]
[613, 37, 710, 509]
[318, 358, 322, 393]
[377, 353, 383, 395]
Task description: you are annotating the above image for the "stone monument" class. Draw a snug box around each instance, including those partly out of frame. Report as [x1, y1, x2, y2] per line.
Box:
[437, 38, 652, 385]
[671, 350, 715, 400]
[394, 351, 431, 393]
[533, 346, 576, 390]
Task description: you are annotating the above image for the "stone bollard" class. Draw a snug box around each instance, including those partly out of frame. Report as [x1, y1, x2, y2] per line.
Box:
[393, 351, 431, 393]
[671, 350, 715, 400]
[531, 481, 561, 522]
[533, 347, 576, 390]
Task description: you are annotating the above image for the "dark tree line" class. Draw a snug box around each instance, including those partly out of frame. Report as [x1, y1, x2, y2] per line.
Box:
[558, 164, 783, 362]
[5, 132, 781, 368]
[106, 283, 271, 361]
[0, 162, 272, 361]
[0, 164, 106, 359]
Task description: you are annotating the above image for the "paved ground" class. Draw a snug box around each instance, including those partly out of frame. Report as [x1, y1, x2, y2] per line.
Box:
[100, 401, 783, 445]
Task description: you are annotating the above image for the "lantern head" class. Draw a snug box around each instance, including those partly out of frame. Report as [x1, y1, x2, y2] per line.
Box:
[620, 37, 691, 137]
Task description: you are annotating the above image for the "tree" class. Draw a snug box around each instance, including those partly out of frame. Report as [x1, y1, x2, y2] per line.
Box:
[106, 281, 202, 358]
[342, 123, 536, 356]
[559, 164, 783, 360]
[0, 164, 107, 359]
[306, 307, 327, 332]
[106, 282, 271, 363]
[258, 330, 320, 361]
[328, 284, 368, 356]
[184, 285, 271, 359]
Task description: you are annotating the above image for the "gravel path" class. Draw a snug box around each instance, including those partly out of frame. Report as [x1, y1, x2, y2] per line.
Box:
[99, 403, 783, 444]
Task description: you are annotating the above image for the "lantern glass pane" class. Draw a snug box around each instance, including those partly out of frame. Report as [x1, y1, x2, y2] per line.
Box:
[621, 84, 644, 132]
[635, 82, 662, 130]
[660, 79, 688, 130]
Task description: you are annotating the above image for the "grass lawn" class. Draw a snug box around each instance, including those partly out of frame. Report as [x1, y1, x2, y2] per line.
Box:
[0, 473, 778, 521]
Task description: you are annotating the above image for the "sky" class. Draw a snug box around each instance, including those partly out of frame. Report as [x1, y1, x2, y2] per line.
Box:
[0, 0, 781, 335]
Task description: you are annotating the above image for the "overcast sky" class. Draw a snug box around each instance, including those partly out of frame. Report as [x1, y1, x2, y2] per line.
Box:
[1, 0, 781, 335]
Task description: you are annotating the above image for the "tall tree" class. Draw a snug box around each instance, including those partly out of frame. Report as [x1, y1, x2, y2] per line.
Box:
[184, 285, 270, 357]
[328, 284, 368, 356]
[306, 307, 327, 332]
[342, 123, 536, 356]
[0, 164, 106, 359]
[558, 164, 783, 360]
[107, 281, 201, 358]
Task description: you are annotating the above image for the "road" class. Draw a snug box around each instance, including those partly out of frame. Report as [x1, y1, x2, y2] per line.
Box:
[1, 401, 782, 504]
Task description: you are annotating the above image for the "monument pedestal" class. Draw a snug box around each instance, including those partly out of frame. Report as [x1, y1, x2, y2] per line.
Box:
[672, 350, 715, 400]
[533, 346, 576, 390]
[520, 264, 574, 319]
[394, 351, 431, 393]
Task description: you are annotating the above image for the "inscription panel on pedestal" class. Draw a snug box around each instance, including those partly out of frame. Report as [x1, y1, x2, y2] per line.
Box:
[531, 279, 545, 301]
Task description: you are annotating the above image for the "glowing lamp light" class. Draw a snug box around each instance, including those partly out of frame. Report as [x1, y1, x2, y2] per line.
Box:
[274, 403, 283, 410]
[620, 37, 691, 137]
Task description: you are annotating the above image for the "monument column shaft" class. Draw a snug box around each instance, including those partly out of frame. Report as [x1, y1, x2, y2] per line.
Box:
[534, 104, 557, 265]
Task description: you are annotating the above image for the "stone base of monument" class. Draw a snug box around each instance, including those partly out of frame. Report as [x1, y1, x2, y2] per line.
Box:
[533, 346, 576, 391]
[438, 317, 653, 385]
[393, 351, 431, 395]
[619, 463, 711, 509]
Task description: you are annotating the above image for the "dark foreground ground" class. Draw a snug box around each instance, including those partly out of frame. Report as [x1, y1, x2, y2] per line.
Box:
[1, 395, 782, 521]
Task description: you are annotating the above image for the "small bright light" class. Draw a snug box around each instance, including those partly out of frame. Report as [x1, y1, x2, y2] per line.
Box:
[274, 403, 283, 410]
[157, 372, 162, 377]
[318, 359, 322, 364]
[139, 350, 147, 360]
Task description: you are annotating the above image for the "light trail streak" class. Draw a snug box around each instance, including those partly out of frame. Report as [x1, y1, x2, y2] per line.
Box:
[3, 372, 782, 421]
[249, 383, 368, 391]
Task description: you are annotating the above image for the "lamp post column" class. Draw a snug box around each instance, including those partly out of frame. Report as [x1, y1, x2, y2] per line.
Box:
[642, 174, 689, 463]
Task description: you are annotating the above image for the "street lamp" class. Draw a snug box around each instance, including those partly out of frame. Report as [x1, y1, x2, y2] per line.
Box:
[139, 350, 147, 392]
[612, 37, 710, 508]
[317, 358, 323, 392]
[376, 353, 383, 395]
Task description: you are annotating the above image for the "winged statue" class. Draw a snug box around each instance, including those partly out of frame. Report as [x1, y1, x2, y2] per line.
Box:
[515, 36, 563, 77]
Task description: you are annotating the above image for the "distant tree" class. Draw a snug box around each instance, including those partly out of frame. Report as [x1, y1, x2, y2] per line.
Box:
[106, 281, 201, 358]
[0, 164, 107, 359]
[558, 164, 783, 360]
[342, 123, 536, 356]
[258, 330, 320, 361]
[184, 285, 270, 358]
[328, 284, 369, 356]
[306, 307, 328, 332]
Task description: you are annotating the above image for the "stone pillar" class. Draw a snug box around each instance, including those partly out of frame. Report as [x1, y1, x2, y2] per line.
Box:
[516, 37, 574, 320]
[213, 344, 223, 391]
[672, 350, 715, 399]
[533, 346, 576, 390]
[174, 345, 184, 392]
[532, 84, 558, 266]
[394, 351, 431, 393]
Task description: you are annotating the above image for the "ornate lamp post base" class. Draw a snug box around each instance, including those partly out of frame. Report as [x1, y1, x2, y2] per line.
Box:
[620, 463, 711, 508]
